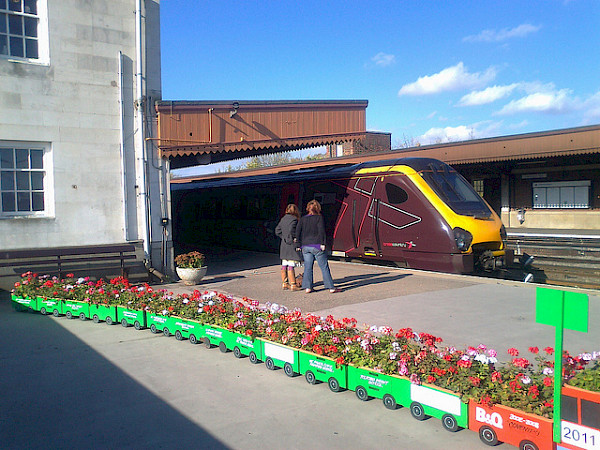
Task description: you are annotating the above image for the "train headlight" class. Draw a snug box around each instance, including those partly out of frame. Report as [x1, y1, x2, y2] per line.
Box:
[453, 227, 473, 252]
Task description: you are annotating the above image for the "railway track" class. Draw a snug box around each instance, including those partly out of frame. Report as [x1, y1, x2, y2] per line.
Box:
[506, 232, 600, 290]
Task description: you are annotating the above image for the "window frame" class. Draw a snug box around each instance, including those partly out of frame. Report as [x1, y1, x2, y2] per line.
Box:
[532, 180, 591, 209]
[0, 0, 49, 65]
[0, 141, 53, 219]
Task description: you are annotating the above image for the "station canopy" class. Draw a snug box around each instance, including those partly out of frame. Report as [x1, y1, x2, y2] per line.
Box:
[155, 100, 368, 169]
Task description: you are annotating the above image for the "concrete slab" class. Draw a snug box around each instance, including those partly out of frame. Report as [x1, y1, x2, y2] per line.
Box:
[2, 249, 599, 449]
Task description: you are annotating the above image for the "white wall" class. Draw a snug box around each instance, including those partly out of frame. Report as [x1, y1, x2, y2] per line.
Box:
[0, 1, 168, 270]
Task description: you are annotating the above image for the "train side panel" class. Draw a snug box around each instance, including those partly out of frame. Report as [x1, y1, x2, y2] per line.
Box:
[560, 385, 600, 450]
[468, 401, 554, 450]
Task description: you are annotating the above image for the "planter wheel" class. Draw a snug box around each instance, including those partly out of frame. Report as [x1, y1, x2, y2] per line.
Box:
[442, 414, 459, 432]
[283, 362, 296, 377]
[410, 402, 426, 421]
[219, 341, 228, 353]
[383, 394, 397, 410]
[150, 324, 157, 333]
[134, 320, 141, 331]
[53, 309, 60, 317]
[93, 314, 99, 323]
[328, 377, 341, 392]
[265, 357, 275, 370]
[355, 386, 369, 401]
[519, 441, 538, 450]
[249, 351, 259, 364]
[203, 337, 212, 349]
[175, 330, 183, 341]
[105, 316, 113, 325]
[163, 327, 170, 337]
[478, 426, 499, 446]
[305, 370, 316, 385]
[121, 318, 128, 328]
[233, 347, 242, 358]
[79, 313, 86, 321]
[40, 307, 47, 315]
[65, 311, 73, 320]
[189, 334, 198, 345]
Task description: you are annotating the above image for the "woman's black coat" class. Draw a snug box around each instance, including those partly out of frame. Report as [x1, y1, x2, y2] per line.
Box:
[275, 214, 302, 262]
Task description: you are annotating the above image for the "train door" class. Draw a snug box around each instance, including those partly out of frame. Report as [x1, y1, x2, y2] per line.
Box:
[363, 175, 426, 264]
[331, 176, 373, 256]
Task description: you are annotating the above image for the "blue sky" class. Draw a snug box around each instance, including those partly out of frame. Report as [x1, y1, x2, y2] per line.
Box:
[161, 0, 600, 160]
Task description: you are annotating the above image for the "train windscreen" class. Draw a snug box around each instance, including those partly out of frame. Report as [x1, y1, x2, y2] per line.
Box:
[420, 163, 493, 218]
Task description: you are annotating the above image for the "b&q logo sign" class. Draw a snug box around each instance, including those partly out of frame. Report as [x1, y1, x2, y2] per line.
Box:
[475, 407, 504, 429]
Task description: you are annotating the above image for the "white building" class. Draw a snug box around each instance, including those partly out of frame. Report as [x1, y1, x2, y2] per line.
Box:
[0, 0, 170, 287]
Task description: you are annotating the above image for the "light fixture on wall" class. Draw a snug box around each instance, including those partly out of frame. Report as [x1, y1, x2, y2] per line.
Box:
[229, 101, 240, 118]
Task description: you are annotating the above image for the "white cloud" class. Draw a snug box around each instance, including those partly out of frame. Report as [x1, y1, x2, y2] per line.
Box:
[418, 121, 502, 144]
[463, 24, 542, 43]
[497, 88, 575, 115]
[581, 91, 600, 123]
[458, 84, 520, 106]
[371, 52, 395, 67]
[398, 62, 496, 96]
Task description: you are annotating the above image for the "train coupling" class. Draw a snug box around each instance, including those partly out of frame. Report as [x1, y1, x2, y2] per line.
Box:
[478, 249, 511, 271]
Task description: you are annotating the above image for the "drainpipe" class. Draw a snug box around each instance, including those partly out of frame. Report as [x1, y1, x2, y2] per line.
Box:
[118, 51, 130, 241]
[135, 0, 151, 262]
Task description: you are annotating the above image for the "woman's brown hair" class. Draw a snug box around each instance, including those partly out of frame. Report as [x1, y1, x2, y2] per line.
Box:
[306, 199, 322, 215]
[285, 203, 300, 218]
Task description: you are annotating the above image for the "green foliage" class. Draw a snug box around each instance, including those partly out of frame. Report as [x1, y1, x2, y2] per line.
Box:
[174, 251, 206, 268]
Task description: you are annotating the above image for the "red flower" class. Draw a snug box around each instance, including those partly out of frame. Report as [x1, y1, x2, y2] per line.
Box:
[544, 346, 554, 355]
[507, 348, 519, 357]
[512, 357, 530, 369]
[245, 330, 253, 336]
[543, 377, 552, 387]
[528, 385, 539, 399]
[427, 375, 436, 383]
[469, 376, 481, 386]
[491, 371, 502, 383]
[528, 346, 539, 354]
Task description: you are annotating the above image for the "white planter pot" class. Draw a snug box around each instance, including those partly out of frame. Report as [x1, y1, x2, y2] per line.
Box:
[176, 266, 208, 285]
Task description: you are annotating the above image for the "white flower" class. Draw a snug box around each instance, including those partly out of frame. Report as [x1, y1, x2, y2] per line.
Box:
[520, 375, 531, 384]
[543, 367, 554, 375]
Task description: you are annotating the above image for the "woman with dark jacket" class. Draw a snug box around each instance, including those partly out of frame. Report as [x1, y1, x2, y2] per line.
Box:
[295, 199, 341, 293]
[275, 204, 303, 291]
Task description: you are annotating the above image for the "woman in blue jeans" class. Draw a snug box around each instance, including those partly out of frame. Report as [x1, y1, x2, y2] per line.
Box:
[295, 199, 341, 294]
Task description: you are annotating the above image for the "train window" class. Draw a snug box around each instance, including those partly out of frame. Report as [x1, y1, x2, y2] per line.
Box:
[385, 183, 408, 205]
[581, 399, 600, 429]
[561, 395, 578, 423]
[421, 163, 492, 217]
[354, 177, 376, 195]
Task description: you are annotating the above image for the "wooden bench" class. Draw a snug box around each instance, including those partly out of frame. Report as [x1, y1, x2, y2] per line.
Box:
[0, 242, 147, 283]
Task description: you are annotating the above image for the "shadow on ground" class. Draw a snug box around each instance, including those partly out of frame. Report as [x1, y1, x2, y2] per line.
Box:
[0, 290, 228, 450]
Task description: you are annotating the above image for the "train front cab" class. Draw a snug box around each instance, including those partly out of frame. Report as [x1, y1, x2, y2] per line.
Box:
[333, 159, 506, 274]
[559, 385, 600, 450]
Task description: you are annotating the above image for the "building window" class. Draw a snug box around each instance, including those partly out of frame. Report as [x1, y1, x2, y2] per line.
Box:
[1, 143, 51, 217]
[533, 180, 590, 209]
[473, 179, 484, 198]
[0, 0, 47, 63]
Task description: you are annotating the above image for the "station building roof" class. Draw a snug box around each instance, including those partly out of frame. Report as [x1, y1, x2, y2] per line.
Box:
[171, 124, 600, 183]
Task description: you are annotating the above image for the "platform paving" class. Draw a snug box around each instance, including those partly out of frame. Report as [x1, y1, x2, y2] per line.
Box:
[1, 249, 599, 449]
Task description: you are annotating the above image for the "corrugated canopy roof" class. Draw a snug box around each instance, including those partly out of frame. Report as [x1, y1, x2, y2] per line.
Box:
[171, 124, 600, 183]
[155, 100, 368, 169]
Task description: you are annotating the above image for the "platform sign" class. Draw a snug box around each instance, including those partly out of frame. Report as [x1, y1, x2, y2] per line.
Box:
[535, 287, 589, 443]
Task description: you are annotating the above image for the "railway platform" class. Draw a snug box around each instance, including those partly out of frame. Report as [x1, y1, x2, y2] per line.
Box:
[1, 248, 599, 449]
[162, 248, 600, 362]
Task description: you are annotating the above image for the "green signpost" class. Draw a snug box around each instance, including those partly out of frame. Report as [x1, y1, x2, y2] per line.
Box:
[535, 286, 589, 443]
